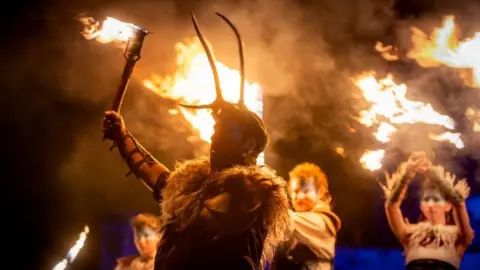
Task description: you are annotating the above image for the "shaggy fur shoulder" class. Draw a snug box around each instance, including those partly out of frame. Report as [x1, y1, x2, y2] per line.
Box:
[160, 156, 290, 267]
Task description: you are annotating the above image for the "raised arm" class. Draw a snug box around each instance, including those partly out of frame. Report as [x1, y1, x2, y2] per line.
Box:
[427, 166, 475, 248]
[103, 111, 170, 194]
[380, 152, 427, 244]
[381, 161, 413, 244]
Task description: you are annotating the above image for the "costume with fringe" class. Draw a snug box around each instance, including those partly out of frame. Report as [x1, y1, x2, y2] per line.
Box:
[380, 161, 471, 270]
[153, 157, 290, 270]
[405, 223, 459, 270]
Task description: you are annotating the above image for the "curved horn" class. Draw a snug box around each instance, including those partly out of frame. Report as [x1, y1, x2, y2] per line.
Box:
[215, 12, 245, 106]
[191, 13, 223, 102]
[179, 103, 213, 109]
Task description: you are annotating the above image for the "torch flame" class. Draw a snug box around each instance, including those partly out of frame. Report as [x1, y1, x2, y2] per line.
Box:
[429, 132, 465, 149]
[80, 16, 136, 44]
[52, 226, 90, 270]
[144, 37, 263, 143]
[360, 149, 385, 171]
[407, 15, 480, 87]
[353, 72, 461, 170]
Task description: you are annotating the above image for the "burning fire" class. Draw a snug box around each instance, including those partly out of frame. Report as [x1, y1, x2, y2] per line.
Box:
[360, 150, 385, 171]
[407, 15, 480, 87]
[52, 226, 90, 270]
[143, 37, 263, 143]
[354, 72, 462, 170]
[79, 16, 135, 44]
[81, 16, 265, 163]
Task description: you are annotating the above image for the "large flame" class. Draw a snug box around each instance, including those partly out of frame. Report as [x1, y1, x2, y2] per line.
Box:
[407, 15, 480, 87]
[353, 72, 462, 170]
[52, 226, 90, 270]
[80, 16, 136, 44]
[143, 38, 263, 143]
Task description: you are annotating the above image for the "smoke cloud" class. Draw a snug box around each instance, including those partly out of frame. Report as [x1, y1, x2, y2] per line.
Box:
[7, 0, 480, 264]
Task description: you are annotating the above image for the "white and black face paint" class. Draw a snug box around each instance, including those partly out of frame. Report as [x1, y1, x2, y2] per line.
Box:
[421, 189, 446, 206]
[290, 177, 317, 201]
[134, 227, 157, 239]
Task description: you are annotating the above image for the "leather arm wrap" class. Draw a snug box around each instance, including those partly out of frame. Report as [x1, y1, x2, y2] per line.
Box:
[119, 129, 159, 178]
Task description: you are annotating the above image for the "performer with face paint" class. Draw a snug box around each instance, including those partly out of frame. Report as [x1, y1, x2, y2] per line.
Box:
[114, 213, 162, 270]
[380, 151, 475, 270]
[102, 12, 290, 270]
[270, 163, 341, 270]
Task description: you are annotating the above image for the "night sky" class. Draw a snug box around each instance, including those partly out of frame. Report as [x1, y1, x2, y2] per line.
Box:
[3, 0, 480, 269]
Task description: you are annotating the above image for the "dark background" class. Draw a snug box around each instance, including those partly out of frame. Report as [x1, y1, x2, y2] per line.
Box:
[2, 0, 480, 269]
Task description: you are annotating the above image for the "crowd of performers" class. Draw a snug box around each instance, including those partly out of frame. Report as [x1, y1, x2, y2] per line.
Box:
[102, 12, 475, 270]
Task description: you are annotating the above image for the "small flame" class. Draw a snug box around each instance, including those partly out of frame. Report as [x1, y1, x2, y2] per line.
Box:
[429, 132, 465, 149]
[80, 16, 136, 44]
[374, 122, 397, 143]
[52, 226, 90, 270]
[335, 146, 345, 157]
[375, 41, 399, 61]
[143, 37, 263, 143]
[52, 260, 67, 270]
[407, 15, 480, 87]
[360, 149, 385, 171]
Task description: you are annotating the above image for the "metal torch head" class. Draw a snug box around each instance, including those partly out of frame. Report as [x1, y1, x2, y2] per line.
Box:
[124, 25, 149, 62]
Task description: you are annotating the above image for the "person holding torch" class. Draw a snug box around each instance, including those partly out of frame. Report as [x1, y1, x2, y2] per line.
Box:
[102, 12, 290, 270]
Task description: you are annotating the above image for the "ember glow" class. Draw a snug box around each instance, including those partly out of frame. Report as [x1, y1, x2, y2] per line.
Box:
[353, 73, 461, 170]
[52, 226, 90, 270]
[143, 37, 264, 144]
[80, 16, 136, 44]
[407, 15, 480, 87]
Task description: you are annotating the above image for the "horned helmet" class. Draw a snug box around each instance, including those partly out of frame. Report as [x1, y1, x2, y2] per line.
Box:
[181, 13, 269, 163]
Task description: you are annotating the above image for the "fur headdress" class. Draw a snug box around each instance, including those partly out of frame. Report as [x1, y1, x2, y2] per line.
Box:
[160, 157, 290, 267]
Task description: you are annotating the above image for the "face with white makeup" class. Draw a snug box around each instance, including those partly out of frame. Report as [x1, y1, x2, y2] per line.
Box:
[129, 214, 162, 259]
[419, 188, 453, 225]
[288, 163, 331, 212]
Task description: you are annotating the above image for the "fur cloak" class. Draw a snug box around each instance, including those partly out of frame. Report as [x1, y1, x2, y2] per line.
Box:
[158, 157, 290, 269]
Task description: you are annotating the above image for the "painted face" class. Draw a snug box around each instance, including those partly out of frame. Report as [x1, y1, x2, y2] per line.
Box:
[289, 177, 317, 212]
[421, 189, 446, 205]
[420, 189, 451, 224]
[133, 226, 160, 258]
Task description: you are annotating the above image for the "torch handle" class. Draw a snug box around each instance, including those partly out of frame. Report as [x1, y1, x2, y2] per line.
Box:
[112, 60, 137, 113]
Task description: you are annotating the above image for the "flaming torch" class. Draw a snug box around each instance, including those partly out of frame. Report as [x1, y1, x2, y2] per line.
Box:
[112, 25, 149, 112]
[80, 16, 149, 112]
[52, 226, 90, 270]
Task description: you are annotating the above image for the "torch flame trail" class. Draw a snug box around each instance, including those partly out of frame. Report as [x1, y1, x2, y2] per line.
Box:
[52, 226, 90, 270]
[353, 72, 461, 170]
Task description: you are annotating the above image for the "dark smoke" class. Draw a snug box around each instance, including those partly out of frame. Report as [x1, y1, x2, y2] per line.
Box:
[4, 0, 480, 268]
